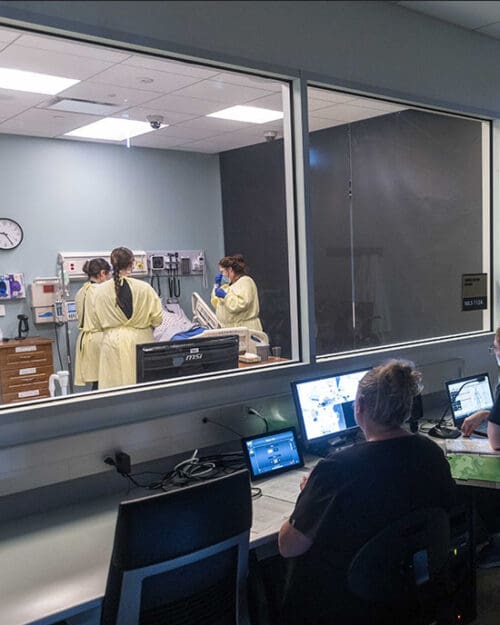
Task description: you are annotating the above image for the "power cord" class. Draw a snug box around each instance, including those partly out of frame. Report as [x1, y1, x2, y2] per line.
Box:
[202, 416, 243, 437]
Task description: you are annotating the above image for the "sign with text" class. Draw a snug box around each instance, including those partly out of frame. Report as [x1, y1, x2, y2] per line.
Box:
[462, 273, 487, 311]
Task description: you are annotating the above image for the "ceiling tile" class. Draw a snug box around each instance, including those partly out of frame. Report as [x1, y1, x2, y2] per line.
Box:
[145, 93, 223, 116]
[171, 116, 253, 133]
[0, 88, 48, 121]
[0, 108, 97, 137]
[128, 130, 187, 149]
[53, 80, 162, 112]
[0, 44, 114, 79]
[308, 96, 340, 112]
[308, 117, 345, 132]
[124, 54, 218, 78]
[113, 106, 193, 125]
[15, 34, 130, 63]
[213, 69, 284, 92]
[171, 79, 272, 105]
[245, 92, 284, 110]
[0, 26, 21, 44]
[351, 96, 407, 112]
[307, 103, 389, 123]
[169, 142, 217, 154]
[183, 133, 266, 154]
[89, 63, 202, 93]
[147, 123, 225, 142]
[308, 87, 358, 104]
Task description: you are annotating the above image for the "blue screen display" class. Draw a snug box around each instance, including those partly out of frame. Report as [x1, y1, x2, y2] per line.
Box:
[244, 429, 302, 478]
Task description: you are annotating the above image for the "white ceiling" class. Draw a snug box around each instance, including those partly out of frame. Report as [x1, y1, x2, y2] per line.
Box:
[0, 25, 407, 154]
[396, 1, 500, 39]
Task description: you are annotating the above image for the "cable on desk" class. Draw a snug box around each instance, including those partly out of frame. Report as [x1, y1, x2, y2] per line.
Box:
[251, 487, 262, 500]
[116, 449, 247, 493]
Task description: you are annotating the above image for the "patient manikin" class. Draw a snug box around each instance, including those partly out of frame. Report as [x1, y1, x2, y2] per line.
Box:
[154, 301, 204, 342]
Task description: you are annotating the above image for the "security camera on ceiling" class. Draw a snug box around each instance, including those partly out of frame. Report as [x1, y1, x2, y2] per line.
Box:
[146, 114, 165, 130]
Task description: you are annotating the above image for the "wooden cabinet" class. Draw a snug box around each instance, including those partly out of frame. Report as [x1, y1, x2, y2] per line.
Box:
[0, 337, 54, 404]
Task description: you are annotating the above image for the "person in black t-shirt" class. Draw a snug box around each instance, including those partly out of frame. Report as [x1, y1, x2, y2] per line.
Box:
[278, 360, 457, 625]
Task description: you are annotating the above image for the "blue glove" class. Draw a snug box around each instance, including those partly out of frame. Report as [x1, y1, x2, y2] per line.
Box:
[215, 287, 227, 299]
[214, 273, 223, 287]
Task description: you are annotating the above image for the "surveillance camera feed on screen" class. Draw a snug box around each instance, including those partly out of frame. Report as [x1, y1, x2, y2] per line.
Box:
[293, 369, 370, 446]
[242, 428, 303, 480]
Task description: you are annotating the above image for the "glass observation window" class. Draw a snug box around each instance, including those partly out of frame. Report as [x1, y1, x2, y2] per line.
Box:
[307, 86, 490, 355]
[0, 24, 297, 408]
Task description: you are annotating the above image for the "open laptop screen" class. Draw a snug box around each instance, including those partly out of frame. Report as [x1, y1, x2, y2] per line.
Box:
[445, 373, 494, 426]
[241, 427, 304, 481]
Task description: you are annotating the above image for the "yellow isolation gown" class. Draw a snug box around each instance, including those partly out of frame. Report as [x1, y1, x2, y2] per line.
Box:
[211, 275, 263, 331]
[93, 277, 162, 389]
[74, 281, 103, 386]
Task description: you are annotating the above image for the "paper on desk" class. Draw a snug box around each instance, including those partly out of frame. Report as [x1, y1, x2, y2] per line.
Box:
[445, 437, 500, 455]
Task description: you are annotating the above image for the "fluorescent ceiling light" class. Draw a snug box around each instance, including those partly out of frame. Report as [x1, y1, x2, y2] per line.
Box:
[65, 118, 166, 141]
[207, 105, 283, 124]
[0, 67, 79, 95]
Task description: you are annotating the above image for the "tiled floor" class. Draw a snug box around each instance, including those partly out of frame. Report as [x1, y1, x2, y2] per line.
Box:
[472, 568, 500, 624]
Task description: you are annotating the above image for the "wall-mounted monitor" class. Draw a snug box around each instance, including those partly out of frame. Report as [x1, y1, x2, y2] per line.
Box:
[136, 335, 239, 383]
[291, 368, 370, 451]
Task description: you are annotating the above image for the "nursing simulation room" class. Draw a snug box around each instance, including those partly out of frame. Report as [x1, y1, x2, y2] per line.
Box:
[0, 23, 489, 407]
[0, 10, 495, 625]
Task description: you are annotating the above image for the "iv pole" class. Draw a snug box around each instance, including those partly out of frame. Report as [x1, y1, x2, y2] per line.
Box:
[57, 258, 74, 394]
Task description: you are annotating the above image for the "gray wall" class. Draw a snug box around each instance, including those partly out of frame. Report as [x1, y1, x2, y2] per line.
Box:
[0, 134, 223, 343]
[0, 1, 497, 500]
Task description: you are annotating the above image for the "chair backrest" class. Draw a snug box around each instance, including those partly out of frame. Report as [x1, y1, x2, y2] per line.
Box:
[101, 469, 252, 625]
[348, 507, 451, 614]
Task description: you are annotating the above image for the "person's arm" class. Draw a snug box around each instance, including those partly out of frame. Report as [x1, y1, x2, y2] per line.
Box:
[279, 521, 313, 558]
[150, 290, 163, 327]
[279, 472, 312, 557]
[488, 421, 500, 450]
[461, 410, 490, 437]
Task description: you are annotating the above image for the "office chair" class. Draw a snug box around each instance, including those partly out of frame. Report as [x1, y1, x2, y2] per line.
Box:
[347, 507, 454, 625]
[100, 470, 252, 625]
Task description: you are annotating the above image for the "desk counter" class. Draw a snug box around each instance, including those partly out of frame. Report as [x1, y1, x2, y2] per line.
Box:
[0, 466, 310, 625]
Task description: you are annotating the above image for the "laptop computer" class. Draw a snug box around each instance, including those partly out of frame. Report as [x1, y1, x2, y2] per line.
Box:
[445, 373, 494, 437]
[241, 427, 304, 481]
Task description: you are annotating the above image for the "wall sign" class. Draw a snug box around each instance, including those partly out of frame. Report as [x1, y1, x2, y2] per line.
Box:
[462, 273, 487, 311]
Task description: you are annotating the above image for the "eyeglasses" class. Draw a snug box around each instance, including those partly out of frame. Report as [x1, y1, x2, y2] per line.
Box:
[488, 345, 500, 354]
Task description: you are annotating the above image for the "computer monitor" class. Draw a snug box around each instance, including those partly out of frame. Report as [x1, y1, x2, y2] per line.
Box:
[136, 335, 239, 383]
[291, 368, 370, 450]
[241, 427, 304, 481]
[445, 373, 494, 426]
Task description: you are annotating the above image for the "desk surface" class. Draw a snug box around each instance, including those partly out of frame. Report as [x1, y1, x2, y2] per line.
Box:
[0, 466, 311, 625]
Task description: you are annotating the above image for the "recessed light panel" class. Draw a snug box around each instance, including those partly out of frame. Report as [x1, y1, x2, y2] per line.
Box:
[207, 105, 283, 124]
[65, 118, 161, 141]
[0, 67, 79, 95]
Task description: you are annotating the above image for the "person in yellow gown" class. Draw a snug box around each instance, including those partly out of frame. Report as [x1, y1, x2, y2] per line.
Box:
[211, 254, 263, 331]
[93, 247, 162, 390]
[74, 258, 111, 390]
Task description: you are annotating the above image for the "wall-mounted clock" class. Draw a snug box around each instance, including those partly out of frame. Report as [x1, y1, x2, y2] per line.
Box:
[0, 218, 23, 250]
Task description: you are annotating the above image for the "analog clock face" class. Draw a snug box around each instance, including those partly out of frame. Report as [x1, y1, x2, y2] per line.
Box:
[0, 218, 23, 250]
